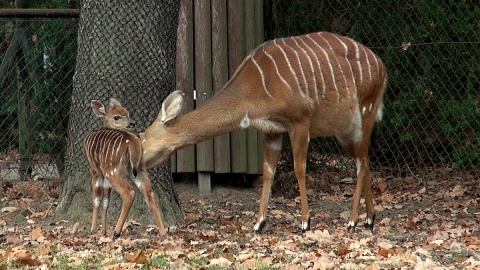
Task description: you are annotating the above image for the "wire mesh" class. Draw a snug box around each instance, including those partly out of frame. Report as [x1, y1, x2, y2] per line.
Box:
[0, 16, 77, 181]
[268, 0, 480, 175]
[1, 1, 479, 185]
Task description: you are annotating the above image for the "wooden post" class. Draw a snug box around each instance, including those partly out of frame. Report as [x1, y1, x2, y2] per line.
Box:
[194, 0, 214, 193]
[175, 0, 196, 173]
[254, 0, 264, 173]
[17, 52, 33, 180]
[212, 0, 231, 174]
[244, 0, 260, 175]
[228, 0, 248, 174]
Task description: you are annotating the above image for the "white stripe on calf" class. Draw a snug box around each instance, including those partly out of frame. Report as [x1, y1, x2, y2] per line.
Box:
[353, 41, 363, 83]
[360, 45, 372, 82]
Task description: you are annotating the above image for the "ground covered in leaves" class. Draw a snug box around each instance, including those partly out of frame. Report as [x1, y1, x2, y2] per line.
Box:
[0, 167, 479, 269]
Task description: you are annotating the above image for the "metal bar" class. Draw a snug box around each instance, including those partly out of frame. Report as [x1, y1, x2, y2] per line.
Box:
[0, 9, 80, 18]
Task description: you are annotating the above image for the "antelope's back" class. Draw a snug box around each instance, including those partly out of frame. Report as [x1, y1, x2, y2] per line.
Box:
[83, 129, 140, 172]
[246, 31, 386, 104]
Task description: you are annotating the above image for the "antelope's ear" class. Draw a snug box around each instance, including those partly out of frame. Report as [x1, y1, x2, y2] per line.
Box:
[160, 90, 184, 124]
[91, 100, 106, 117]
[109, 97, 122, 107]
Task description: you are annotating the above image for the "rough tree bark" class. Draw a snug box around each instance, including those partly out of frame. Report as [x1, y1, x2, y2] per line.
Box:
[56, 0, 184, 232]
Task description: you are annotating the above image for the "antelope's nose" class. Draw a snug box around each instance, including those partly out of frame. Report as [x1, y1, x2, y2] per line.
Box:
[128, 121, 136, 128]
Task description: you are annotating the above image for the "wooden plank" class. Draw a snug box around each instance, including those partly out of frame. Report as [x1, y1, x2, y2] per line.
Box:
[254, 0, 264, 173]
[228, 0, 247, 173]
[175, 0, 196, 173]
[194, 0, 214, 173]
[244, 0, 260, 175]
[212, 0, 231, 174]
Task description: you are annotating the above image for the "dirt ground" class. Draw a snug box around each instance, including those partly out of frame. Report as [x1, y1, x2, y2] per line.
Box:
[1, 165, 479, 269]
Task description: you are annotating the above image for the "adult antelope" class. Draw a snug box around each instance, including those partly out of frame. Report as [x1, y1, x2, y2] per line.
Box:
[83, 98, 166, 238]
[142, 31, 387, 232]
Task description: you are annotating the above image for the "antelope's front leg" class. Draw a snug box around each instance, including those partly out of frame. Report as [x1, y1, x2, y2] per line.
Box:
[289, 125, 311, 232]
[254, 133, 282, 233]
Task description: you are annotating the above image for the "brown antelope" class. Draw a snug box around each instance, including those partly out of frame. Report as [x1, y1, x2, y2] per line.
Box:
[83, 98, 166, 238]
[142, 31, 387, 232]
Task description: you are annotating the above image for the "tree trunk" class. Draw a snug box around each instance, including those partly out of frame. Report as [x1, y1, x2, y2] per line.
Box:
[56, 0, 184, 231]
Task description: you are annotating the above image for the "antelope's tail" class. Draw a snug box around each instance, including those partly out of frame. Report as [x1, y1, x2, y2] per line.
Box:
[128, 141, 143, 178]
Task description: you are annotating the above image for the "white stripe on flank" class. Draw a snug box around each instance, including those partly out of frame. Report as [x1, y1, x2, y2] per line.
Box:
[251, 50, 273, 98]
[89, 132, 101, 165]
[111, 134, 123, 164]
[333, 35, 358, 99]
[319, 34, 349, 100]
[273, 39, 302, 96]
[282, 39, 309, 97]
[263, 44, 292, 94]
[298, 36, 326, 100]
[306, 34, 339, 103]
[105, 132, 118, 165]
[292, 37, 317, 101]
[360, 45, 372, 82]
[368, 49, 379, 80]
[353, 41, 363, 83]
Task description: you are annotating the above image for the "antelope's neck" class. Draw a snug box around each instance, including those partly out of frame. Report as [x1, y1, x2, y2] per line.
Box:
[170, 87, 247, 148]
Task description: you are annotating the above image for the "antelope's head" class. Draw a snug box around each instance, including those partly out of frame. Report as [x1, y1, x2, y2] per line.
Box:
[91, 98, 136, 132]
[140, 91, 185, 169]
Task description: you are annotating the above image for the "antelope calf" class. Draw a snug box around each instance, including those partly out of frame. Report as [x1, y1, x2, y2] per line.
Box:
[141, 31, 387, 232]
[83, 98, 166, 239]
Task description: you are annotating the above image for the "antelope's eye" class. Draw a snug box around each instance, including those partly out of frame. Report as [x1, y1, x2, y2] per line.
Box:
[113, 116, 120, 121]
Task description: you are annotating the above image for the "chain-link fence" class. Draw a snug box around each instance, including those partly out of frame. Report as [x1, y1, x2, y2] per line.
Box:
[268, 1, 480, 177]
[0, 15, 78, 181]
[1, 1, 479, 185]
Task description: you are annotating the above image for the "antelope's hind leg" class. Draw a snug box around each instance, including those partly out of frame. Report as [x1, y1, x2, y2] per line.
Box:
[338, 124, 376, 231]
[108, 174, 135, 239]
[91, 173, 102, 233]
[135, 171, 167, 236]
[101, 184, 112, 235]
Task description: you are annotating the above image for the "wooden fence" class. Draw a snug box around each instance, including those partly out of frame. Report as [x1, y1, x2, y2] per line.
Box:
[173, 0, 264, 193]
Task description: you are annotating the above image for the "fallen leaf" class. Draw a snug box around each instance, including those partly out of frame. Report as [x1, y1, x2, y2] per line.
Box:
[125, 250, 148, 264]
[378, 248, 393, 257]
[31, 227, 42, 240]
[334, 247, 351, 256]
[210, 257, 232, 267]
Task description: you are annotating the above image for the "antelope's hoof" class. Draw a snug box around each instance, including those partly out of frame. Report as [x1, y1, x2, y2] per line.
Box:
[113, 231, 121, 239]
[301, 216, 311, 232]
[253, 219, 266, 233]
[347, 220, 358, 231]
[364, 213, 376, 231]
